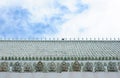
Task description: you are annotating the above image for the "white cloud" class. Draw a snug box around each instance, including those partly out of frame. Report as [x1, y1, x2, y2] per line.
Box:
[0, 0, 88, 38]
[1, 0, 119, 39]
[56, 0, 120, 38]
[0, 0, 20, 7]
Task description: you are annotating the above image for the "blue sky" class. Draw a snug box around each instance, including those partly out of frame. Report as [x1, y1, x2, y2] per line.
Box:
[0, 0, 120, 39]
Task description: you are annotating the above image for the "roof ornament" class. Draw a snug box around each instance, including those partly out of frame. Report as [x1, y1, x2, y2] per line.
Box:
[106, 38, 108, 40]
[62, 38, 64, 40]
[114, 38, 116, 40]
[49, 38, 51, 40]
[57, 38, 59, 40]
[98, 38, 100, 40]
[53, 38, 55, 40]
[90, 38, 92, 40]
[41, 38, 43, 40]
[102, 38, 104, 40]
[74, 38, 75, 40]
[110, 38, 112, 40]
[118, 38, 120, 40]
[82, 38, 84, 40]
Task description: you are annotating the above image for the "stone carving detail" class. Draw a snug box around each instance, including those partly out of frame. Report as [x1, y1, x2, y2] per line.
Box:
[107, 62, 117, 72]
[23, 62, 33, 72]
[12, 62, 22, 72]
[34, 61, 44, 72]
[48, 62, 56, 72]
[0, 61, 119, 72]
[95, 62, 105, 72]
[60, 61, 68, 72]
[83, 62, 93, 72]
[0, 62, 8, 72]
[72, 61, 81, 71]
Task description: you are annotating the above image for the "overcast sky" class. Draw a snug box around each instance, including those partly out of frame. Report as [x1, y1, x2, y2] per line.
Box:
[0, 0, 120, 39]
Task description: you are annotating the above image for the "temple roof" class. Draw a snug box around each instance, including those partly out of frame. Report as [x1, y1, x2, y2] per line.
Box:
[0, 40, 120, 59]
